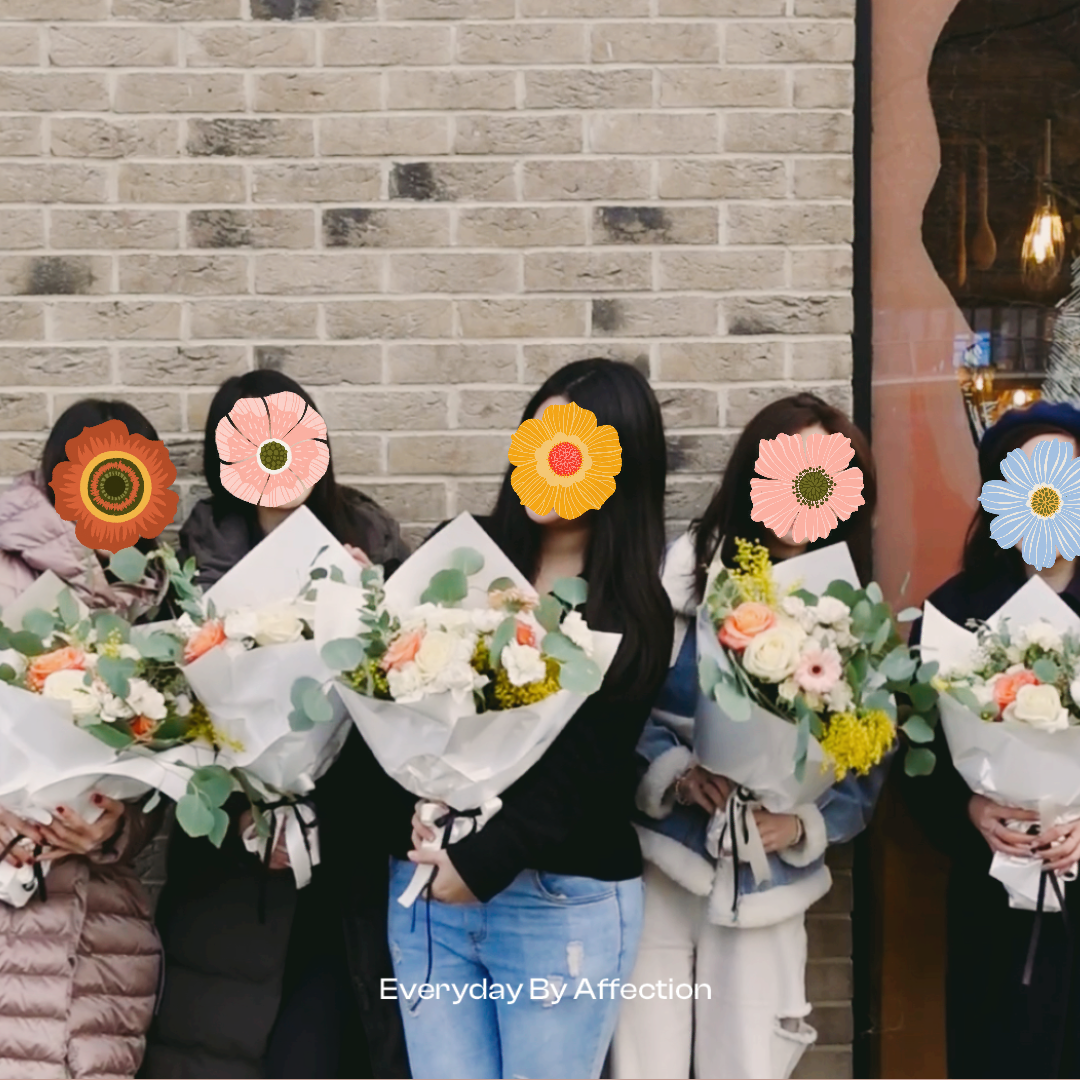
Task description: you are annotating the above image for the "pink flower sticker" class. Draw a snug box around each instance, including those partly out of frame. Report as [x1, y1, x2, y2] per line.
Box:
[749, 431, 864, 544]
[216, 391, 329, 507]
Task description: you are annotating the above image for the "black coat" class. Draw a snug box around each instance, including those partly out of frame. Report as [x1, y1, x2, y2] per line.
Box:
[140, 494, 411, 1080]
[906, 569, 1080, 1080]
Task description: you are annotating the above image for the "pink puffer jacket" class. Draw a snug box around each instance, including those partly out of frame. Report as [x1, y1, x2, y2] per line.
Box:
[0, 473, 166, 1079]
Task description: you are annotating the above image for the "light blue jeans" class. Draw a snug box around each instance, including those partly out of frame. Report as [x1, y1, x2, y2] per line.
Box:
[387, 858, 644, 1080]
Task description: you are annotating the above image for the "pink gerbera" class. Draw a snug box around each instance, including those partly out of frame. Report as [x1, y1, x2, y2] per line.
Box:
[216, 391, 329, 508]
[749, 431, 865, 544]
[794, 646, 843, 695]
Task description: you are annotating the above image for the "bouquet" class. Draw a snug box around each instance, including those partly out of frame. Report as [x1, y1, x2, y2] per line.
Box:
[922, 574, 1080, 910]
[307, 512, 621, 907]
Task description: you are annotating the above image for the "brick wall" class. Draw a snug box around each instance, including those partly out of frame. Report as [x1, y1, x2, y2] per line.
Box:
[0, 0, 855, 1073]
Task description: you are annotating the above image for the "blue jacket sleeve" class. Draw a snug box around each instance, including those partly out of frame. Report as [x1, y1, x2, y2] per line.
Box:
[816, 754, 893, 845]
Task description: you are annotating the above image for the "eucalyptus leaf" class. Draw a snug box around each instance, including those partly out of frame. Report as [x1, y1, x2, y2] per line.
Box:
[291, 676, 322, 712]
[948, 685, 984, 713]
[175, 793, 215, 838]
[143, 789, 162, 814]
[450, 547, 484, 577]
[865, 582, 884, 605]
[864, 688, 897, 719]
[190, 766, 234, 807]
[794, 711, 810, 784]
[825, 580, 861, 608]
[713, 676, 751, 722]
[8, 630, 45, 657]
[880, 647, 917, 683]
[420, 568, 468, 606]
[85, 723, 135, 749]
[916, 661, 940, 684]
[0, 664, 15, 683]
[871, 619, 892, 653]
[330, 566, 346, 584]
[93, 611, 130, 644]
[22, 608, 57, 639]
[208, 807, 230, 848]
[698, 654, 722, 697]
[288, 707, 315, 732]
[97, 656, 137, 700]
[0, 626, 9, 649]
[109, 547, 148, 585]
[488, 577, 517, 594]
[909, 681, 938, 713]
[535, 595, 564, 633]
[57, 588, 80, 629]
[558, 655, 603, 695]
[552, 577, 588, 609]
[897, 607, 923, 623]
[489, 616, 518, 669]
[321, 637, 366, 672]
[541, 631, 583, 663]
[302, 685, 335, 725]
[1033, 658, 1060, 684]
[901, 715, 935, 744]
[904, 746, 936, 777]
[310, 568, 328, 580]
[136, 632, 182, 662]
[790, 589, 817, 605]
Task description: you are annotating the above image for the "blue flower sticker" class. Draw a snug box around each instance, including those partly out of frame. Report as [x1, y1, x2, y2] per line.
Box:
[980, 437, 1080, 570]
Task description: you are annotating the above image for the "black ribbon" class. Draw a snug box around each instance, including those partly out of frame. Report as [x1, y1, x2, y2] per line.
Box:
[715, 786, 755, 921]
[256, 801, 318, 924]
[0, 834, 47, 903]
[1022, 867, 1071, 987]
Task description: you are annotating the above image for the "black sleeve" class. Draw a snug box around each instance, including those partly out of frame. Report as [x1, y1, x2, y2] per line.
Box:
[447, 692, 650, 903]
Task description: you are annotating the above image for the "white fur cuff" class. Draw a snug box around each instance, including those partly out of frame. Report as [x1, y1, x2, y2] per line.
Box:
[778, 804, 828, 868]
[636, 744, 695, 820]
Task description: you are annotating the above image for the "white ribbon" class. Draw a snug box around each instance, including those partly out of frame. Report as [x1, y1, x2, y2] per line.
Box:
[0, 858, 43, 909]
[706, 788, 772, 889]
[241, 802, 320, 890]
[397, 797, 503, 908]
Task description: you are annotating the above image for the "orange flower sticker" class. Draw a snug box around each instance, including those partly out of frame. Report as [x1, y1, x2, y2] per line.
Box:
[508, 401, 621, 520]
[216, 391, 329, 507]
[49, 420, 178, 553]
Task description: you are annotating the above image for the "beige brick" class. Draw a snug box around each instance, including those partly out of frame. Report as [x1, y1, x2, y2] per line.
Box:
[661, 0, 785, 10]
[665, 477, 715, 522]
[322, 25, 452, 66]
[794, 157, 853, 198]
[51, 210, 180, 251]
[659, 250, 787, 291]
[389, 162, 517, 203]
[658, 386, 721, 427]
[321, 117, 451, 157]
[165, 437, 204, 479]
[791, 247, 852, 289]
[728, 203, 852, 245]
[389, 434, 510, 475]
[0, 27, 41, 64]
[255, 344, 382, 385]
[0, 393, 48, 431]
[56, 390, 180, 433]
[789, 338, 852, 381]
[0, 118, 42, 157]
[657, 341, 785, 381]
[0, 0, 105, 17]
[0, 439, 45, 475]
[389, 253, 520, 294]
[522, 159, 652, 201]
[250, 0, 377, 17]
[725, 112, 852, 154]
[724, 294, 852, 336]
[323, 207, 451, 249]
[0, 303, 44, 339]
[51, 118, 178, 159]
[187, 209, 315, 250]
[458, 298, 587, 338]
[522, 0, 647, 12]
[660, 68, 786, 108]
[383, 0, 514, 17]
[116, 74, 245, 114]
[0, 73, 108, 112]
[795, 67, 855, 110]
[0, 347, 109, 385]
[48, 26, 178, 66]
[807, 1004, 853, 1045]
[593, 296, 717, 337]
[325, 300, 454, 340]
[188, 119, 314, 159]
[387, 343, 517, 384]
[594, 205, 718, 245]
[119, 163, 246, 204]
[330, 434, 383, 476]
[590, 113, 718, 155]
[459, 207, 587, 248]
[359, 482, 446, 523]
[795, 0, 855, 13]
[659, 158, 787, 199]
[0, 255, 111, 296]
[320, 389, 448, 431]
[113, 0, 242, 17]
[119, 254, 248, 296]
[454, 479, 503, 513]
[455, 115, 583, 156]
[456, 388, 533, 429]
[667, 432, 736, 473]
[255, 253, 381, 295]
[806, 959, 853, 1000]
[119, 345, 247, 385]
[256, 73, 381, 114]
[592, 22, 719, 63]
[0, 163, 108, 204]
[3, 211, 45, 250]
[807, 915, 852, 959]
[525, 69, 653, 110]
[458, 23, 586, 65]
[388, 70, 517, 112]
[522, 342, 648, 382]
[252, 163, 380, 203]
[190, 300, 318, 340]
[727, 22, 855, 63]
[525, 250, 651, 292]
[186, 26, 316, 67]
[52, 301, 179, 342]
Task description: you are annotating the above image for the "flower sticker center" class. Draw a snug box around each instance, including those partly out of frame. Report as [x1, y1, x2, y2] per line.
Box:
[217, 390, 329, 507]
[979, 436, 1080, 570]
[508, 400, 621, 520]
[50, 419, 178, 553]
[750, 431, 864, 544]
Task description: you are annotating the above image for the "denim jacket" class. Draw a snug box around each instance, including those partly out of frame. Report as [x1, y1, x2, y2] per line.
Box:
[633, 533, 891, 928]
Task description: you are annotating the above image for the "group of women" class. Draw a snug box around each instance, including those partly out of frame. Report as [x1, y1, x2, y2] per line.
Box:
[0, 357, 1077, 1080]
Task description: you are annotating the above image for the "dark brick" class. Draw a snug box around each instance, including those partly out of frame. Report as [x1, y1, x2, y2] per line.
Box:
[187, 118, 296, 157]
[597, 205, 671, 244]
[390, 162, 446, 202]
[21, 256, 95, 295]
[188, 209, 251, 248]
[592, 299, 623, 333]
[323, 207, 378, 247]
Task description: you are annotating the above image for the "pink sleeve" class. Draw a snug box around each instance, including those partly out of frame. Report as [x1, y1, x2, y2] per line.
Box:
[0, 552, 37, 611]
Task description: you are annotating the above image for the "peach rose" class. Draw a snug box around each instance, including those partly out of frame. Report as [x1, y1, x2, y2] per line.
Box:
[515, 619, 537, 648]
[718, 602, 776, 652]
[183, 619, 226, 664]
[994, 668, 1040, 714]
[26, 646, 86, 693]
[129, 715, 158, 741]
[381, 627, 424, 672]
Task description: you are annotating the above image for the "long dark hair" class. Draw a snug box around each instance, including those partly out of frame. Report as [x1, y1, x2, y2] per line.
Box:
[203, 370, 377, 548]
[487, 359, 671, 701]
[691, 392, 877, 598]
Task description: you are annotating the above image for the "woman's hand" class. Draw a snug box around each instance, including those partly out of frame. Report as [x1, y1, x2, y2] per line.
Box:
[239, 809, 290, 872]
[0, 807, 44, 868]
[1036, 819, 1080, 873]
[968, 794, 1040, 857]
[343, 544, 372, 568]
[675, 766, 733, 814]
[37, 796, 124, 862]
[753, 811, 803, 854]
[411, 808, 438, 849]
[407, 848, 478, 904]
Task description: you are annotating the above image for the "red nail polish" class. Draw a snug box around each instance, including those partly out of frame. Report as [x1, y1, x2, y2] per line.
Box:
[91, 794, 103, 805]
[56, 806, 65, 814]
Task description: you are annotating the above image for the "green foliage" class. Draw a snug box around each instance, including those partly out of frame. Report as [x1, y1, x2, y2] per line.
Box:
[321, 637, 366, 672]
[56, 588, 80, 630]
[109, 547, 148, 585]
[904, 747, 937, 776]
[901, 715, 935, 744]
[539, 631, 581, 663]
[420, 568, 468, 606]
[534, 595, 563, 633]
[489, 616, 518, 669]
[449, 547, 484, 576]
[552, 577, 588, 609]
[712, 675, 751, 722]
[176, 765, 235, 847]
[85, 723, 135, 749]
[97, 656, 137, 699]
[558, 654, 603, 695]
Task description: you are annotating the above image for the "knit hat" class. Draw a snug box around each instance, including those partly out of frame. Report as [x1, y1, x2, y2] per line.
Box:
[977, 401, 1080, 483]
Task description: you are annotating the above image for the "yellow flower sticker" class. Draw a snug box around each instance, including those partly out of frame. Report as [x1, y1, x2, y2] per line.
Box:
[508, 401, 621, 520]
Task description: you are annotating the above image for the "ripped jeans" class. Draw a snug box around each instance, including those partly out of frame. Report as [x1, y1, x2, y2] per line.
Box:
[387, 858, 644, 1080]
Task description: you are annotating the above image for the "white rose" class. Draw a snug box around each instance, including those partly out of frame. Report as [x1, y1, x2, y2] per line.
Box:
[254, 606, 305, 647]
[42, 668, 98, 718]
[175, 613, 199, 637]
[814, 596, 851, 626]
[175, 693, 193, 718]
[127, 678, 167, 721]
[469, 609, 505, 634]
[414, 630, 458, 681]
[1020, 622, 1063, 654]
[777, 677, 799, 702]
[1004, 683, 1070, 733]
[224, 610, 260, 641]
[434, 660, 487, 703]
[502, 642, 548, 687]
[0, 649, 26, 678]
[826, 680, 855, 714]
[742, 623, 805, 683]
[780, 596, 817, 633]
[387, 663, 424, 703]
[559, 611, 595, 657]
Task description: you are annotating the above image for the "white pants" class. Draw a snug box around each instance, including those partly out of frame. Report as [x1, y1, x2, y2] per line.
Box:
[611, 863, 816, 1080]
